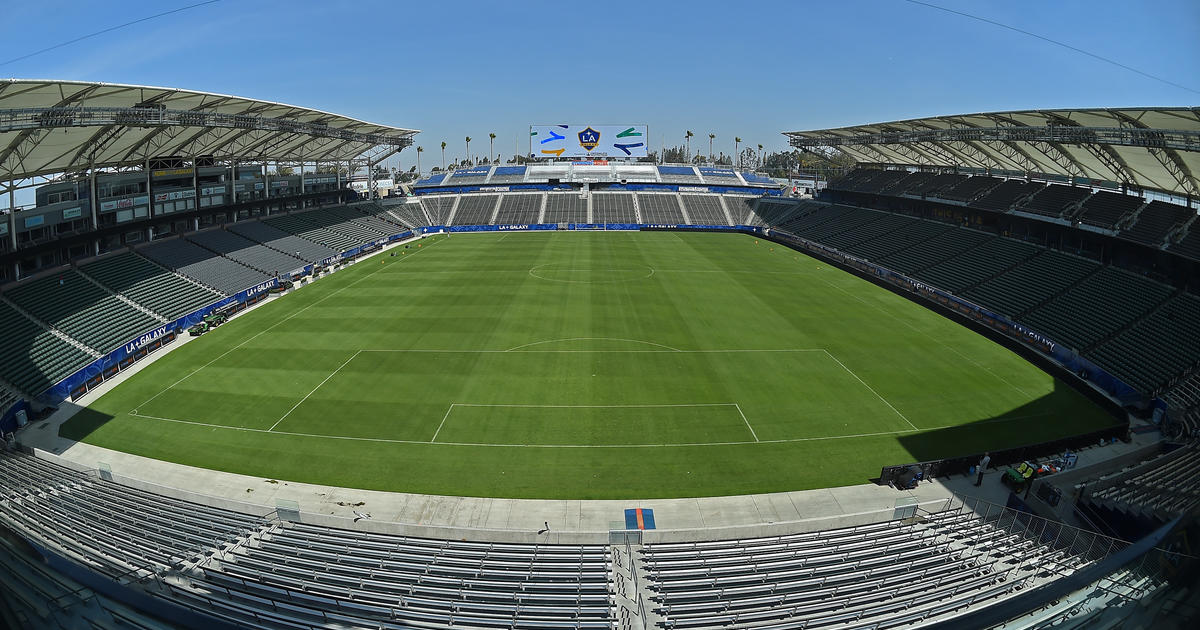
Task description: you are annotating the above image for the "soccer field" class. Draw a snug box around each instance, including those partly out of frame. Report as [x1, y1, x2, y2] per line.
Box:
[62, 231, 1118, 499]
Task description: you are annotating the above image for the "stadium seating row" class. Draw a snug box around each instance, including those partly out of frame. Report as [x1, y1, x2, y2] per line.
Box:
[643, 504, 1118, 629]
[830, 169, 1200, 259]
[0, 450, 615, 629]
[1084, 442, 1200, 520]
[408, 192, 752, 227]
[0, 203, 412, 397]
[756, 200, 1200, 394]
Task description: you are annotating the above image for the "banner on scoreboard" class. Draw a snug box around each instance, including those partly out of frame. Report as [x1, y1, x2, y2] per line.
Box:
[530, 124, 648, 159]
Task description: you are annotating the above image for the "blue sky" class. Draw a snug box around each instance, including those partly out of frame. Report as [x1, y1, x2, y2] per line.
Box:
[2, 0, 1197, 174]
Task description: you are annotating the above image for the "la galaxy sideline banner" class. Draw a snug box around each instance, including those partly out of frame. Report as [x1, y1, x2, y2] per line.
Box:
[530, 124, 648, 158]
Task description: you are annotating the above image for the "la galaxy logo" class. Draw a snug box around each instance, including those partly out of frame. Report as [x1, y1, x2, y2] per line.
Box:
[578, 126, 600, 152]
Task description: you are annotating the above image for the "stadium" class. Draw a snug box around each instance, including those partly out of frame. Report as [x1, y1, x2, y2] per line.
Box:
[0, 15, 1199, 628]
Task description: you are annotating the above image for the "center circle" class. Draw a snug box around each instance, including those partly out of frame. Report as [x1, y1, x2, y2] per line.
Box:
[528, 263, 655, 284]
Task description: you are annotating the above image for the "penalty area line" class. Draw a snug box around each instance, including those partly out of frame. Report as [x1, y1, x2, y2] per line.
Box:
[822, 349, 918, 431]
[734, 403, 760, 442]
[269, 350, 361, 432]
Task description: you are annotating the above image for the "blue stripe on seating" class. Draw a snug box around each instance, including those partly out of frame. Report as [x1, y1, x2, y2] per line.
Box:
[624, 509, 638, 530]
[642, 508, 656, 530]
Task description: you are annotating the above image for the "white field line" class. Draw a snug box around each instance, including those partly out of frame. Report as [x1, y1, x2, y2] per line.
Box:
[359, 348, 826, 354]
[452, 402, 742, 408]
[505, 337, 683, 352]
[734, 403, 759, 442]
[128, 237, 444, 415]
[431, 402, 745, 443]
[821, 349, 918, 431]
[269, 350, 361, 432]
[810, 273, 1034, 398]
[430, 404, 456, 443]
[126, 410, 1057, 448]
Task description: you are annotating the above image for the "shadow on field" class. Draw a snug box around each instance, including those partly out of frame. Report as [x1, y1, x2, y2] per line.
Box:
[889, 378, 1126, 480]
[55, 404, 116, 444]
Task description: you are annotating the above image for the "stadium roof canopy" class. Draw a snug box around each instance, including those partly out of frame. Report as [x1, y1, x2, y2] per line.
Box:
[0, 79, 418, 184]
[785, 108, 1200, 198]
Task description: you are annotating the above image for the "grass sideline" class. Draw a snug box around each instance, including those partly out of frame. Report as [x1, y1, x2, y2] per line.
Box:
[62, 231, 1118, 499]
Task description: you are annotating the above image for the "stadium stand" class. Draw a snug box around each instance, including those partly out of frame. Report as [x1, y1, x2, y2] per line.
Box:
[262, 213, 357, 252]
[876, 227, 995, 276]
[447, 166, 491, 185]
[643, 502, 1119, 630]
[311, 205, 394, 241]
[591, 193, 637, 223]
[1169, 226, 1200, 261]
[383, 200, 434, 228]
[680, 194, 731, 225]
[723, 197, 756, 225]
[3, 270, 162, 354]
[1082, 442, 1200, 521]
[138, 238, 271, 295]
[415, 173, 446, 186]
[493, 194, 542, 224]
[488, 165, 527, 183]
[226, 220, 337, 262]
[79, 252, 224, 320]
[1021, 267, 1174, 353]
[697, 168, 742, 185]
[636, 194, 685, 224]
[843, 214, 952, 261]
[842, 169, 909, 194]
[963, 250, 1101, 319]
[449, 194, 498, 226]
[1076, 191, 1144, 230]
[0, 301, 93, 394]
[823, 210, 914, 251]
[657, 165, 701, 183]
[889, 171, 939, 196]
[1017, 184, 1092, 218]
[420, 196, 456, 225]
[1120, 201, 1195, 247]
[787, 205, 892, 245]
[1090, 292, 1200, 394]
[935, 175, 1003, 203]
[911, 236, 1040, 293]
[186, 229, 307, 275]
[543, 193, 588, 224]
[971, 179, 1045, 212]
[739, 172, 774, 185]
[1167, 373, 1200, 411]
[0, 450, 615, 630]
[0, 531, 175, 630]
[260, 205, 393, 252]
[345, 202, 410, 234]
[901, 173, 968, 198]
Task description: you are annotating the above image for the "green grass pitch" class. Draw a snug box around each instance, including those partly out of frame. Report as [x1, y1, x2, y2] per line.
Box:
[61, 231, 1118, 499]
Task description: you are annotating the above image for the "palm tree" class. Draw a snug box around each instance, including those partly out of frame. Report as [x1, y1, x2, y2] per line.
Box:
[734, 137, 742, 168]
[757, 143, 764, 168]
[488, 133, 496, 163]
[416, 146, 424, 176]
[440, 141, 447, 170]
[685, 130, 694, 163]
[465, 136, 472, 165]
[708, 133, 715, 162]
